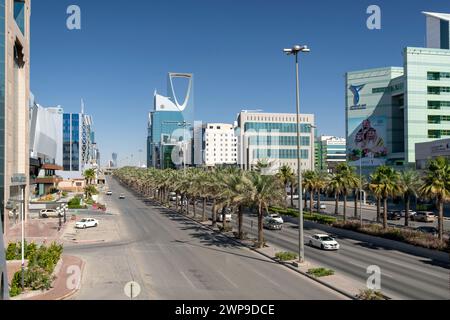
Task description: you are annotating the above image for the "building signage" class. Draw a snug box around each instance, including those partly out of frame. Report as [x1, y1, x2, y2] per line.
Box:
[11, 173, 27, 186]
[349, 84, 367, 110]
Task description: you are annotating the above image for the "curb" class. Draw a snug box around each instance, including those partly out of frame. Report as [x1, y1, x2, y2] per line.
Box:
[156, 201, 359, 300]
[57, 258, 85, 300]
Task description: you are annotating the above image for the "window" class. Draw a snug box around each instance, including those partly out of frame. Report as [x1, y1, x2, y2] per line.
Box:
[428, 86, 450, 95]
[428, 101, 450, 109]
[428, 130, 450, 138]
[427, 72, 450, 80]
[428, 115, 450, 124]
[14, 1, 26, 35]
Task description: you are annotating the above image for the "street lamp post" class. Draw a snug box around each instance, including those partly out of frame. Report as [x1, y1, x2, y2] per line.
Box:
[359, 152, 363, 227]
[284, 45, 310, 263]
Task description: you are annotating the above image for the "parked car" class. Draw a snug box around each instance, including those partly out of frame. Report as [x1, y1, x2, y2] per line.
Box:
[40, 209, 62, 218]
[308, 234, 340, 251]
[75, 218, 99, 229]
[413, 211, 436, 223]
[170, 195, 181, 201]
[313, 203, 327, 211]
[387, 211, 402, 221]
[217, 212, 232, 222]
[400, 210, 417, 219]
[263, 217, 283, 230]
[106, 190, 113, 196]
[265, 213, 284, 224]
[416, 226, 438, 236]
[119, 194, 126, 199]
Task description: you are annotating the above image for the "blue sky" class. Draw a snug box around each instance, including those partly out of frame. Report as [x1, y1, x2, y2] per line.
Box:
[30, 0, 450, 166]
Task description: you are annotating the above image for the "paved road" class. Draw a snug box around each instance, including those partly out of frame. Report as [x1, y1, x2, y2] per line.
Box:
[64, 177, 345, 300]
[197, 203, 450, 300]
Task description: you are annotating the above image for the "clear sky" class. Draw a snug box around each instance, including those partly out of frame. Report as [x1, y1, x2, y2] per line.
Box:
[30, 0, 450, 166]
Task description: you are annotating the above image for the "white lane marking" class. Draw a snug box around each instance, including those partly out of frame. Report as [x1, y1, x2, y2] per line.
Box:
[217, 270, 239, 288]
[180, 271, 196, 289]
[252, 269, 281, 287]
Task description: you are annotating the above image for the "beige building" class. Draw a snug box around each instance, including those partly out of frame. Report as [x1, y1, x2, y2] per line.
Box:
[236, 111, 315, 174]
[203, 123, 237, 167]
[416, 138, 450, 170]
[1, 0, 31, 236]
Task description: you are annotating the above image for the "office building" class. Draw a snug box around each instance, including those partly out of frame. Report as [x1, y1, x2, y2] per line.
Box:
[416, 138, 450, 169]
[315, 136, 346, 173]
[346, 12, 450, 174]
[60, 104, 98, 178]
[1, 0, 31, 235]
[29, 94, 64, 197]
[203, 123, 238, 167]
[112, 153, 118, 168]
[147, 73, 194, 169]
[236, 111, 315, 173]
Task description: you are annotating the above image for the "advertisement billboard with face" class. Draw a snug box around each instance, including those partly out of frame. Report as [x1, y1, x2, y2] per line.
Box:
[348, 116, 388, 166]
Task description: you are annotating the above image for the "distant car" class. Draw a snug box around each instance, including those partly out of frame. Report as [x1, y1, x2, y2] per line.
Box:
[263, 217, 283, 230]
[400, 210, 416, 219]
[170, 195, 181, 201]
[387, 211, 402, 221]
[413, 211, 436, 223]
[75, 218, 99, 229]
[119, 194, 125, 199]
[308, 234, 340, 251]
[40, 209, 62, 218]
[217, 212, 232, 222]
[416, 226, 438, 236]
[106, 191, 113, 196]
[313, 203, 327, 211]
[265, 213, 284, 224]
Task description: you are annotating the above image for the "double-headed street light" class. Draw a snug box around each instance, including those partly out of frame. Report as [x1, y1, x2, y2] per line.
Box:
[284, 44, 310, 264]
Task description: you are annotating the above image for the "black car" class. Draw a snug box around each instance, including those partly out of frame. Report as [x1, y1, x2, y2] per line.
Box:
[387, 211, 401, 220]
[416, 226, 438, 236]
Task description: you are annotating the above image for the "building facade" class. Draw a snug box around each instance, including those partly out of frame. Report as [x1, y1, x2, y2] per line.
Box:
[1, 0, 31, 235]
[346, 12, 450, 174]
[147, 73, 194, 169]
[236, 111, 315, 173]
[315, 136, 346, 173]
[203, 123, 237, 167]
[415, 138, 450, 169]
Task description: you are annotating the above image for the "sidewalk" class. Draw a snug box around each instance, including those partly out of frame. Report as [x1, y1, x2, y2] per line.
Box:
[6, 219, 68, 245]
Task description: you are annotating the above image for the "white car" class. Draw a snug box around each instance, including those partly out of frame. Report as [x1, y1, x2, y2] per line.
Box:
[106, 191, 113, 196]
[313, 203, 327, 210]
[217, 213, 232, 222]
[308, 234, 340, 251]
[266, 214, 284, 224]
[40, 209, 62, 218]
[76, 218, 99, 229]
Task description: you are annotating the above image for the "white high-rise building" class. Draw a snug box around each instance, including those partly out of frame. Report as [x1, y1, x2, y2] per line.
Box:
[203, 123, 238, 167]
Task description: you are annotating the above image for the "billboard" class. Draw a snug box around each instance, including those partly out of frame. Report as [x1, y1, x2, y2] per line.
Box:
[348, 116, 388, 166]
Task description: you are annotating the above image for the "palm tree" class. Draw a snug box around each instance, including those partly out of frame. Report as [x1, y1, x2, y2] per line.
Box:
[84, 185, 98, 199]
[336, 164, 359, 221]
[83, 168, 96, 186]
[249, 172, 285, 248]
[312, 171, 329, 213]
[371, 166, 401, 229]
[328, 173, 344, 215]
[277, 165, 295, 207]
[398, 170, 421, 227]
[303, 170, 316, 212]
[419, 157, 450, 240]
[368, 171, 383, 223]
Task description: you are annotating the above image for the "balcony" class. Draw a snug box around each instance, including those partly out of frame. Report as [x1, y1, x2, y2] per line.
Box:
[34, 176, 63, 185]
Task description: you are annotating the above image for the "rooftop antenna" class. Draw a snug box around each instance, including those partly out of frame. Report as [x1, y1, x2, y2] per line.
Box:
[81, 98, 85, 114]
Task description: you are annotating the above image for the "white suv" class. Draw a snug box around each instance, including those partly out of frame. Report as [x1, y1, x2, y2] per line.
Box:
[40, 209, 62, 218]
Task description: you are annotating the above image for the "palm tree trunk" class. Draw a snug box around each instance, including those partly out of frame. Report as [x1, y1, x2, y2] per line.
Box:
[257, 204, 264, 248]
[404, 195, 410, 227]
[304, 191, 307, 211]
[290, 184, 294, 208]
[354, 190, 358, 218]
[376, 198, 381, 223]
[238, 205, 243, 239]
[317, 191, 321, 213]
[175, 192, 179, 211]
[334, 193, 339, 215]
[309, 190, 313, 213]
[193, 198, 196, 218]
[222, 207, 228, 229]
[186, 197, 190, 215]
[438, 199, 444, 241]
[212, 200, 217, 228]
[343, 194, 347, 222]
[202, 198, 206, 221]
[383, 198, 388, 229]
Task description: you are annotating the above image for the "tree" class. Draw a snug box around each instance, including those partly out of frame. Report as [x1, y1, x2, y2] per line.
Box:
[249, 172, 285, 248]
[398, 170, 421, 227]
[335, 164, 359, 222]
[419, 157, 450, 241]
[303, 170, 316, 212]
[277, 165, 295, 208]
[371, 166, 401, 229]
[83, 169, 96, 186]
[328, 173, 344, 215]
[84, 185, 98, 199]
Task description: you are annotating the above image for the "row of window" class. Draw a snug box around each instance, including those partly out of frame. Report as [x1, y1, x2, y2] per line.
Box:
[248, 136, 310, 146]
[252, 149, 309, 160]
[244, 122, 312, 133]
[427, 72, 450, 81]
[428, 86, 450, 95]
[428, 130, 450, 139]
[428, 115, 450, 124]
[246, 115, 310, 123]
[372, 83, 404, 94]
[428, 101, 450, 109]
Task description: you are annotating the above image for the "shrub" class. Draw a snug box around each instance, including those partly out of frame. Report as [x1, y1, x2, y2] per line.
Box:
[307, 268, 335, 278]
[61, 191, 68, 198]
[6, 242, 20, 260]
[275, 251, 298, 261]
[356, 289, 385, 300]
